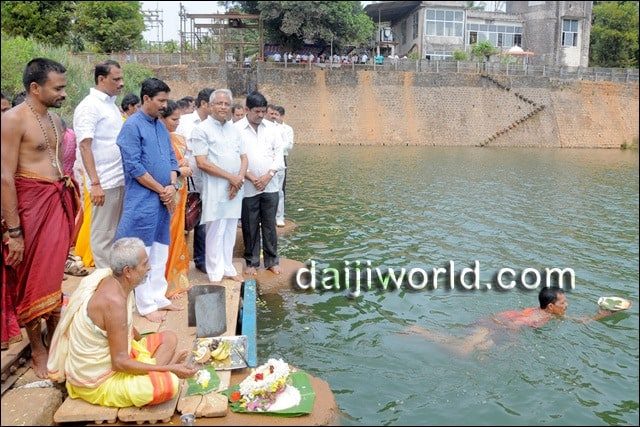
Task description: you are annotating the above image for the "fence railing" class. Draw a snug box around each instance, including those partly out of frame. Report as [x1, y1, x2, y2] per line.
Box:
[260, 60, 639, 83]
[73, 52, 639, 83]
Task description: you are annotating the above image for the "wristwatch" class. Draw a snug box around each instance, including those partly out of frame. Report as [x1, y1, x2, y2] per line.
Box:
[7, 226, 22, 238]
[172, 182, 179, 190]
[268, 170, 276, 177]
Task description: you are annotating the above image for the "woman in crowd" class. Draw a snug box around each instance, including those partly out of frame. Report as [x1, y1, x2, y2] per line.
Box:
[160, 100, 192, 299]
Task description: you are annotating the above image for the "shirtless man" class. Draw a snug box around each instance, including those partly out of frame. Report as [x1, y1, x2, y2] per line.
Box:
[1, 92, 11, 114]
[406, 287, 624, 356]
[48, 237, 198, 407]
[1, 58, 80, 377]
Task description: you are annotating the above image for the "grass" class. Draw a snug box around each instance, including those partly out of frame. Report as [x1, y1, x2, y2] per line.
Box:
[620, 136, 638, 150]
[1, 34, 153, 122]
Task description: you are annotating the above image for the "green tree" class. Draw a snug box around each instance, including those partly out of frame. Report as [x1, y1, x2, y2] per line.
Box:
[224, 1, 375, 51]
[0, 1, 76, 46]
[471, 40, 498, 61]
[74, 1, 145, 53]
[590, 1, 638, 68]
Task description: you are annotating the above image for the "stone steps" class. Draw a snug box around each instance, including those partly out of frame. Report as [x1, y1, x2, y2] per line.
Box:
[478, 73, 547, 147]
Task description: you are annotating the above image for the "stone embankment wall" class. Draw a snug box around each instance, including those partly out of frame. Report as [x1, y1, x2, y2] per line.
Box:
[153, 65, 639, 148]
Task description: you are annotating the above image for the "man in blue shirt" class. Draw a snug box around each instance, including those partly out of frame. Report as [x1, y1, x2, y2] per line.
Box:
[116, 78, 181, 323]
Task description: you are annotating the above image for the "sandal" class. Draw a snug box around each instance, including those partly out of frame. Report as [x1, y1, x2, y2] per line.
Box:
[68, 254, 82, 262]
[65, 259, 89, 276]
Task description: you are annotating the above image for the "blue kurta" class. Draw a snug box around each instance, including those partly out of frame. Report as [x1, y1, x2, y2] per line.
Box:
[115, 110, 178, 246]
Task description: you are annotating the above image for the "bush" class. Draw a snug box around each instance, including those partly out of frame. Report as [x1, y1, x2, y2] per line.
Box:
[453, 50, 469, 61]
[1, 34, 153, 121]
[471, 40, 498, 61]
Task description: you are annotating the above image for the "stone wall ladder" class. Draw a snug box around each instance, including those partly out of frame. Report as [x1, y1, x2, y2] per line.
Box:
[478, 73, 546, 147]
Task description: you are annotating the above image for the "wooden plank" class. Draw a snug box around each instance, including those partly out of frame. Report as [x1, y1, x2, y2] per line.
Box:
[217, 280, 241, 390]
[223, 280, 241, 337]
[133, 315, 161, 336]
[158, 305, 194, 351]
[1, 330, 29, 375]
[0, 365, 29, 395]
[117, 383, 181, 424]
[176, 381, 201, 415]
[176, 278, 241, 417]
[195, 392, 228, 418]
[241, 280, 258, 368]
[53, 397, 118, 424]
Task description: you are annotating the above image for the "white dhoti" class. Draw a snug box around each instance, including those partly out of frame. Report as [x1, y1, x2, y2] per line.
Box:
[134, 242, 171, 316]
[205, 218, 239, 282]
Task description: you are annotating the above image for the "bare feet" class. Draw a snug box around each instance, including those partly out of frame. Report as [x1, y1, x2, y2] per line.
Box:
[144, 311, 167, 323]
[169, 292, 186, 301]
[245, 266, 257, 276]
[223, 274, 244, 283]
[161, 302, 183, 311]
[267, 265, 281, 275]
[30, 348, 49, 379]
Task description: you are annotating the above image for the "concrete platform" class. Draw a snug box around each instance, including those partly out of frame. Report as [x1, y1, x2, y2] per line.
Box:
[1, 387, 63, 426]
[0, 219, 337, 425]
[232, 218, 298, 258]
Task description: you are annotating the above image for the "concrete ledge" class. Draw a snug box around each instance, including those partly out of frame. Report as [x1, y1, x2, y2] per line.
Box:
[169, 370, 338, 426]
[233, 219, 298, 258]
[234, 258, 306, 294]
[1, 387, 63, 426]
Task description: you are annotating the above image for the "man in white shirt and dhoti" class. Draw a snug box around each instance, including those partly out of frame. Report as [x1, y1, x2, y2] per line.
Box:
[190, 89, 247, 283]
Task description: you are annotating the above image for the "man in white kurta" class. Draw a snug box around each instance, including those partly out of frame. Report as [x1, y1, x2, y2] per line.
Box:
[175, 87, 215, 273]
[190, 89, 248, 283]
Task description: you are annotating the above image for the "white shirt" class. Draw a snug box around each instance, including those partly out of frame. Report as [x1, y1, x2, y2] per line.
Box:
[269, 120, 293, 157]
[175, 110, 207, 192]
[191, 117, 246, 222]
[73, 88, 124, 189]
[234, 117, 284, 198]
[280, 122, 294, 156]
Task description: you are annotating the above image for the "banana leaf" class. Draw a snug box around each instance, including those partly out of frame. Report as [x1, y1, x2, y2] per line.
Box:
[186, 366, 220, 396]
[221, 371, 315, 417]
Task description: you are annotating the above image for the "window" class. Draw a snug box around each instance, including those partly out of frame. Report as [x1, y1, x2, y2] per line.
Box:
[401, 22, 407, 44]
[528, 1, 545, 6]
[514, 34, 522, 46]
[412, 13, 419, 40]
[425, 8, 464, 37]
[562, 19, 578, 47]
[467, 23, 523, 47]
[426, 50, 453, 60]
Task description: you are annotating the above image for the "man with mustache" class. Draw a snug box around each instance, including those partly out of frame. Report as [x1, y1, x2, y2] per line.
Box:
[74, 60, 126, 269]
[115, 78, 181, 323]
[1, 58, 80, 377]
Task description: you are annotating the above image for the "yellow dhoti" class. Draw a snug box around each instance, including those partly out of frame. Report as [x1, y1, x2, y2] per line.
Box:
[66, 333, 179, 407]
[48, 269, 178, 408]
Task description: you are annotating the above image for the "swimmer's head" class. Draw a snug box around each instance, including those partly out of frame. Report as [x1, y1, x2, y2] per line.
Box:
[539, 286, 567, 316]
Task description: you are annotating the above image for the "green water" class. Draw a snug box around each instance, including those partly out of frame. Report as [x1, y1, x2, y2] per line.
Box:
[257, 146, 639, 425]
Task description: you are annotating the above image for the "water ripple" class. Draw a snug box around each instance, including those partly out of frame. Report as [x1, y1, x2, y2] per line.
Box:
[261, 146, 639, 425]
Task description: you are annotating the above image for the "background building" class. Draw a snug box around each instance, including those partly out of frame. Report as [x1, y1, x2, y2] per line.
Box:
[365, 1, 593, 67]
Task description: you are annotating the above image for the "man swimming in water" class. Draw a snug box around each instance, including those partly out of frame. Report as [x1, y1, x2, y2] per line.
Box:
[405, 287, 625, 356]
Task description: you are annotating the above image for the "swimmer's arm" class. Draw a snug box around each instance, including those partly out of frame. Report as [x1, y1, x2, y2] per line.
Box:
[567, 309, 615, 323]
